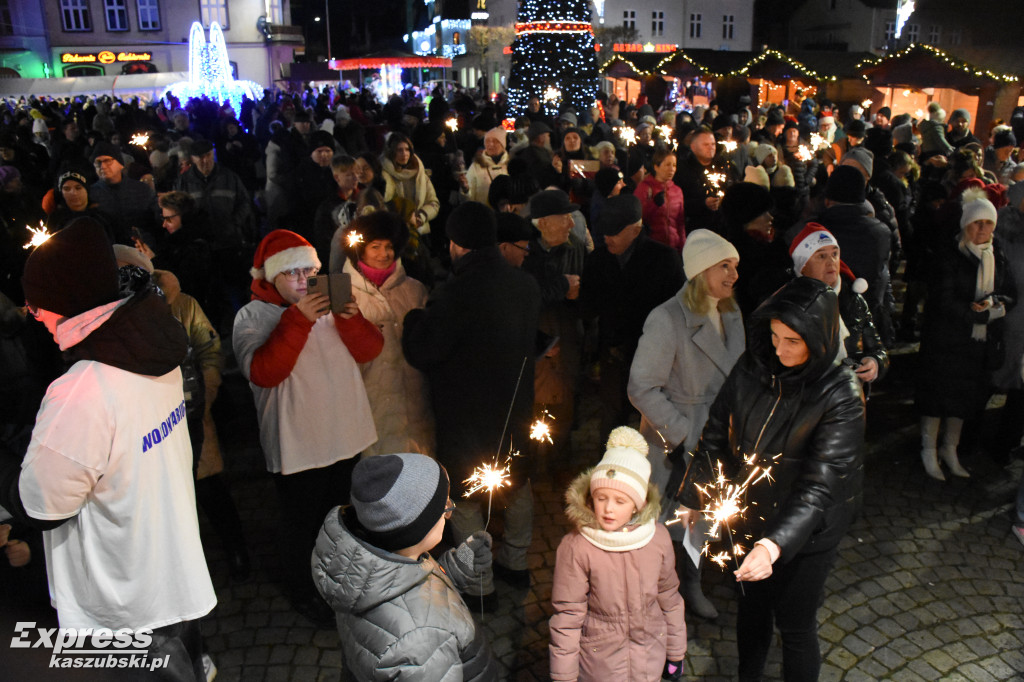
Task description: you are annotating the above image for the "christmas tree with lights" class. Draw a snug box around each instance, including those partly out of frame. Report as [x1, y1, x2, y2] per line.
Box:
[505, 0, 599, 120]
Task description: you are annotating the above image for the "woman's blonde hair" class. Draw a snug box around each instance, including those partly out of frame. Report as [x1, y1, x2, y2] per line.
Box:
[682, 272, 738, 316]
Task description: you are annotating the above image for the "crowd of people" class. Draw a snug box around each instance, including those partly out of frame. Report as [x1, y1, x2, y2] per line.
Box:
[1, 81, 1023, 680]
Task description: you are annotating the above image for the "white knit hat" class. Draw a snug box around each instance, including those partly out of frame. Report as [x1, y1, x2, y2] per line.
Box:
[590, 426, 651, 511]
[682, 229, 740, 280]
[744, 165, 770, 189]
[484, 126, 506, 150]
[960, 187, 998, 229]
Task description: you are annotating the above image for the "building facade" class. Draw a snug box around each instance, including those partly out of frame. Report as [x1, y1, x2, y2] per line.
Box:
[597, 0, 755, 51]
[0, 0, 302, 87]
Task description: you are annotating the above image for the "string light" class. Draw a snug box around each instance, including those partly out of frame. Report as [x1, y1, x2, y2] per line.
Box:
[858, 43, 1018, 84]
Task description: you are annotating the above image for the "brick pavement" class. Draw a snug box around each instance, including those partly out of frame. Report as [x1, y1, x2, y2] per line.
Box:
[195, 350, 1024, 681]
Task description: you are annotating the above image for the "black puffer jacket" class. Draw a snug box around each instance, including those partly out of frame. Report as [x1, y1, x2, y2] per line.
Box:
[677, 277, 865, 563]
[836, 274, 889, 380]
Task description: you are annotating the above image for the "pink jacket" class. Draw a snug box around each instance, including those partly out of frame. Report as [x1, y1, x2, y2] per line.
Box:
[635, 175, 686, 252]
[549, 471, 686, 681]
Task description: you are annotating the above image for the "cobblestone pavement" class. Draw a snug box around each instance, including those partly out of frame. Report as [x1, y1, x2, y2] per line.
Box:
[5, 349, 1022, 681]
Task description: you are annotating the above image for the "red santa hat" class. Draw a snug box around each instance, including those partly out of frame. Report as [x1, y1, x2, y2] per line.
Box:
[789, 223, 867, 293]
[250, 229, 320, 282]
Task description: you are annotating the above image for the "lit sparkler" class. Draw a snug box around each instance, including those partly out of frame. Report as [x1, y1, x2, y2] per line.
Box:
[464, 461, 512, 498]
[543, 86, 562, 105]
[914, 108, 925, 120]
[23, 223, 51, 250]
[445, 117, 459, 133]
[720, 140, 738, 153]
[130, 133, 150, 147]
[657, 124, 674, 142]
[704, 170, 726, 197]
[615, 126, 637, 147]
[796, 145, 813, 162]
[861, 99, 873, 109]
[529, 410, 555, 444]
[346, 231, 363, 248]
[809, 132, 827, 150]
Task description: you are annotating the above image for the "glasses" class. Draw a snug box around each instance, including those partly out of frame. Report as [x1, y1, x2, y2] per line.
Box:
[281, 267, 318, 281]
[443, 499, 456, 519]
[161, 214, 180, 223]
[93, 157, 117, 167]
[509, 243, 529, 253]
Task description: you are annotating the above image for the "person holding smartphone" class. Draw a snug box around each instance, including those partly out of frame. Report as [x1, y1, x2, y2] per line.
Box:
[233, 229, 384, 626]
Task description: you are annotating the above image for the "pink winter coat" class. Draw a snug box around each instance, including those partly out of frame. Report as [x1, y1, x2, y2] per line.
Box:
[635, 175, 686, 252]
[549, 471, 686, 681]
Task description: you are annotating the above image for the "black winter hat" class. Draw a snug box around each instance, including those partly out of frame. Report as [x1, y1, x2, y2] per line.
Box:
[825, 165, 867, 204]
[876, 107, 891, 119]
[349, 210, 409, 255]
[765, 108, 785, 126]
[528, 189, 578, 219]
[720, 182, 773, 230]
[351, 453, 450, 552]
[190, 138, 214, 156]
[594, 194, 642, 237]
[309, 130, 336, 152]
[90, 141, 122, 163]
[993, 128, 1017, 149]
[496, 212, 534, 243]
[446, 201, 497, 249]
[845, 119, 866, 137]
[594, 167, 624, 198]
[22, 217, 120, 318]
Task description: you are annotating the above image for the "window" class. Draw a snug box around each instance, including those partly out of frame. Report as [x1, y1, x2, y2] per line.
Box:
[199, 0, 228, 28]
[949, 28, 961, 45]
[137, 0, 160, 30]
[61, 0, 92, 31]
[265, 0, 283, 24]
[906, 23, 918, 42]
[928, 24, 940, 44]
[104, 0, 128, 30]
[622, 10, 635, 30]
[689, 13, 701, 39]
[0, 0, 11, 36]
[65, 64, 104, 76]
[651, 11, 663, 37]
[884, 21, 895, 42]
[722, 15, 734, 40]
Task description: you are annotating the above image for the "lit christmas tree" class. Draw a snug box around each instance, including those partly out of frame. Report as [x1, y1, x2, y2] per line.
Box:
[505, 0, 599, 120]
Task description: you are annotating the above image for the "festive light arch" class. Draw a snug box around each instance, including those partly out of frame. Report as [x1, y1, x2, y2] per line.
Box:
[164, 22, 263, 115]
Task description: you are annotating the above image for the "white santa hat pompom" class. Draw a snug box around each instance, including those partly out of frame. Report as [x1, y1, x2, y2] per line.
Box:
[852, 278, 868, 294]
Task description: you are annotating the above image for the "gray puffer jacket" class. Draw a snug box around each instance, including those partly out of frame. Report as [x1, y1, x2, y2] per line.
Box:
[312, 507, 498, 681]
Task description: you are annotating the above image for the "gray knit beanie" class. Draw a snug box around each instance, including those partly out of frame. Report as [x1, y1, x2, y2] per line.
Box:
[351, 453, 450, 552]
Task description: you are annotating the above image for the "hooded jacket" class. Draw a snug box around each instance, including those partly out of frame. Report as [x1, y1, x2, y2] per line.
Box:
[312, 506, 498, 682]
[678, 277, 865, 563]
[549, 472, 685, 682]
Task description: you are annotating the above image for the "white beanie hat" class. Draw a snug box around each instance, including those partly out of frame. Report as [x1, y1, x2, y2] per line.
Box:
[744, 165, 770, 189]
[484, 126, 506, 150]
[590, 426, 651, 511]
[682, 229, 740, 280]
[960, 187, 998, 230]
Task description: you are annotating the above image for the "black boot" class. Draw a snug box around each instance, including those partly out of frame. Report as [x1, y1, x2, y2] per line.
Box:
[676, 543, 718, 620]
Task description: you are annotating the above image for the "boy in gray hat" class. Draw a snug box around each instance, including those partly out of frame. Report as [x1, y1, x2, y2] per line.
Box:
[313, 453, 497, 681]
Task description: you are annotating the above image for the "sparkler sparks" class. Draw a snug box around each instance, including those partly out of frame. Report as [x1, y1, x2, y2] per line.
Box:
[530, 410, 555, 444]
[445, 118, 459, 132]
[809, 132, 827, 150]
[704, 170, 727, 197]
[861, 99, 873, 109]
[463, 461, 512, 498]
[796, 145, 813, 162]
[130, 133, 150, 147]
[543, 86, 562, 105]
[657, 125, 674, 142]
[614, 126, 636, 147]
[23, 223, 51, 250]
[346, 231, 364, 248]
[720, 140, 738, 153]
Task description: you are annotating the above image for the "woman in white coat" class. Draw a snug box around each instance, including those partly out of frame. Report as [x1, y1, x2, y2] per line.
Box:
[381, 133, 440, 238]
[466, 127, 509, 206]
[341, 211, 435, 457]
[627, 229, 745, 620]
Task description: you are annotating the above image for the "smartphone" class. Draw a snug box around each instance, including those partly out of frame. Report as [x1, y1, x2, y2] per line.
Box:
[306, 273, 352, 314]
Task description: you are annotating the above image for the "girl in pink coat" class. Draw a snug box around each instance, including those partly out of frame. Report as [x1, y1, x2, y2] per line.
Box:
[549, 426, 687, 681]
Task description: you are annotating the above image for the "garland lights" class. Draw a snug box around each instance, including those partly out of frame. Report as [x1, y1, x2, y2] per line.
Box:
[857, 43, 1019, 83]
[506, 0, 599, 118]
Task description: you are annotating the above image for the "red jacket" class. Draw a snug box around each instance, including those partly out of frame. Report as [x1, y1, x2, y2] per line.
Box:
[635, 176, 686, 252]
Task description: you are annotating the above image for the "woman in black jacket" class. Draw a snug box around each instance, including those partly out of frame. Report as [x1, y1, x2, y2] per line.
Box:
[675, 276, 865, 682]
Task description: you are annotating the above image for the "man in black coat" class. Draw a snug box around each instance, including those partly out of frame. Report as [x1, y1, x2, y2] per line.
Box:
[674, 128, 734, 234]
[403, 202, 541, 600]
[581, 194, 684, 432]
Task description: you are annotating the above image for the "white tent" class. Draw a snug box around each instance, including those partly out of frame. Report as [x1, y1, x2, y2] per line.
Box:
[0, 72, 189, 101]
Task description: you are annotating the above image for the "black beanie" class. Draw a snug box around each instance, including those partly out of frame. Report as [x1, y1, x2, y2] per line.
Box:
[825, 165, 867, 204]
[595, 194, 642, 237]
[351, 453, 450, 552]
[720, 182, 773, 231]
[594, 167, 624, 198]
[90, 141, 122, 163]
[22, 217, 120, 318]
[309, 130, 336, 152]
[446, 201, 497, 249]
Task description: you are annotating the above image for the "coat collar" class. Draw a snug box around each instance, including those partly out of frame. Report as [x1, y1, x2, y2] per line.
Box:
[676, 291, 743, 376]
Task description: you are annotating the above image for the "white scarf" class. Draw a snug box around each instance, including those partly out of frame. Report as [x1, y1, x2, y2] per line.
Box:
[829, 278, 851, 364]
[580, 518, 657, 552]
[962, 239, 995, 341]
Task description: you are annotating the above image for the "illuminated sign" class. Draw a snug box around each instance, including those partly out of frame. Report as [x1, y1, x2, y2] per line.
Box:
[612, 43, 677, 52]
[60, 51, 153, 64]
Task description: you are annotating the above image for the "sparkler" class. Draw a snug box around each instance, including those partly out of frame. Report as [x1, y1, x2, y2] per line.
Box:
[129, 133, 150, 147]
[614, 126, 637, 147]
[346, 231, 363, 248]
[464, 461, 512, 498]
[795, 145, 813, 162]
[445, 117, 459, 133]
[720, 140, 738, 153]
[543, 86, 562, 105]
[657, 124, 674, 142]
[861, 99, 873, 109]
[529, 410, 555, 444]
[704, 170, 726, 197]
[809, 132, 827, 150]
[23, 223, 51, 250]
[914, 108, 925, 120]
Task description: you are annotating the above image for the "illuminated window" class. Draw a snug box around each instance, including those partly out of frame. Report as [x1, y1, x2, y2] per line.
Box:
[105, 0, 128, 30]
[61, 0, 92, 31]
[652, 11, 663, 36]
[199, 0, 228, 28]
[623, 10, 635, 30]
[137, 0, 160, 30]
[722, 15, 734, 40]
[948, 28, 961, 45]
[906, 23, 918, 42]
[453, 31, 460, 45]
[689, 13, 701, 39]
[265, 0, 283, 23]
[928, 25, 940, 44]
[884, 21, 895, 42]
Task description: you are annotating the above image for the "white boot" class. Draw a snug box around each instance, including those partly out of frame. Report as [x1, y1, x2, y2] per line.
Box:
[939, 445, 970, 478]
[921, 448, 945, 481]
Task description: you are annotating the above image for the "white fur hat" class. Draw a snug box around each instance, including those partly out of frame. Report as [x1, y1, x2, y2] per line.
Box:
[960, 187, 998, 230]
[590, 426, 651, 510]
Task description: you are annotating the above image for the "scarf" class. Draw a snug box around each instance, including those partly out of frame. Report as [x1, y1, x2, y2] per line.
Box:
[579, 517, 657, 552]
[358, 260, 396, 289]
[829, 278, 851, 363]
[961, 239, 995, 341]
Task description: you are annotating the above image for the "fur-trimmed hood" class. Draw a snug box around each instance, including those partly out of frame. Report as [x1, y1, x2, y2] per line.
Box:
[564, 467, 662, 532]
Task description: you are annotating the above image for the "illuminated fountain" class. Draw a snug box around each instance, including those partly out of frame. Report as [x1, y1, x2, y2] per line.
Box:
[164, 22, 263, 115]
